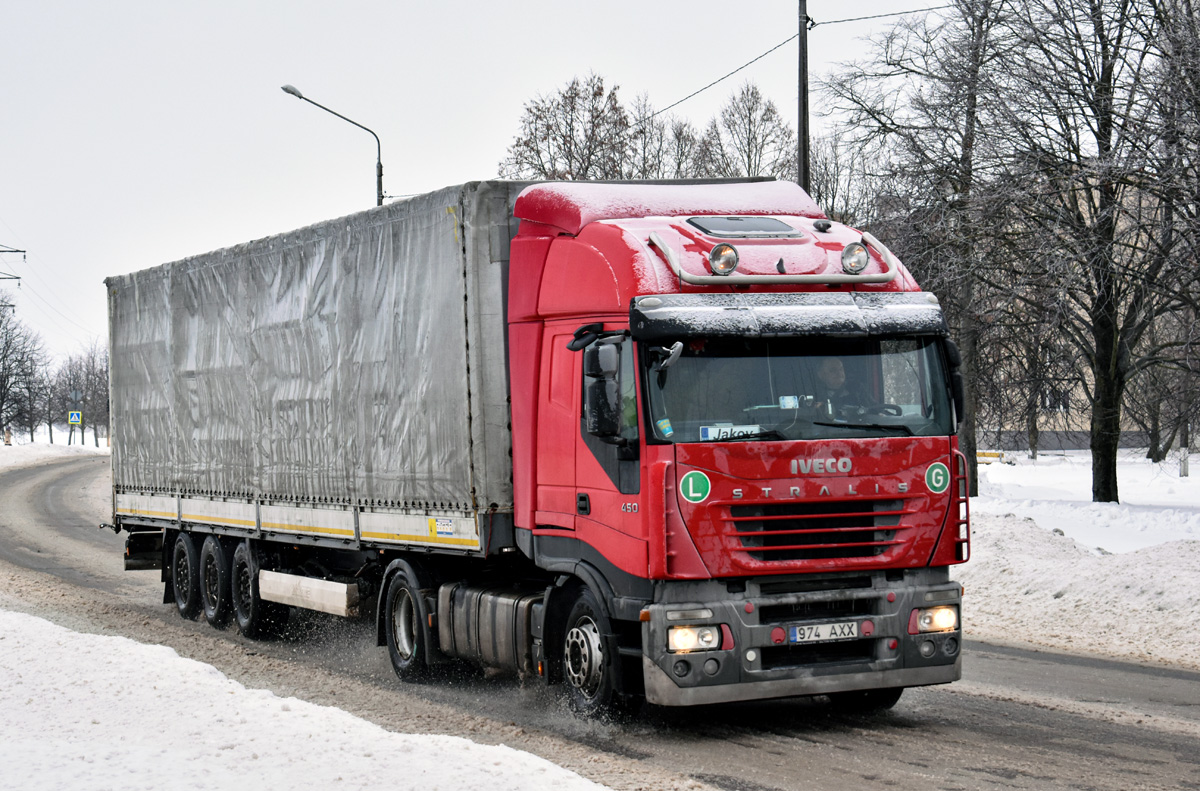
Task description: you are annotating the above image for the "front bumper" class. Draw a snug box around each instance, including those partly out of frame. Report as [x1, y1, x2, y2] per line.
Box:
[641, 568, 962, 706]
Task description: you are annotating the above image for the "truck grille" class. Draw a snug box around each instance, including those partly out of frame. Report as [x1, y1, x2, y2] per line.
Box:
[726, 498, 911, 562]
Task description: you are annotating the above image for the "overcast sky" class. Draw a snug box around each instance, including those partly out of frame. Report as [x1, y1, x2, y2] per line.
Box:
[1, 1, 946, 360]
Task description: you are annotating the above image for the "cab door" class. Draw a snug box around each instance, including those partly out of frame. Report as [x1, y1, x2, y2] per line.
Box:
[534, 323, 579, 529]
[575, 336, 647, 555]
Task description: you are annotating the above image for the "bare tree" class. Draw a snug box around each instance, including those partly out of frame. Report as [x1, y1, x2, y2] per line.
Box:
[992, 0, 1190, 502]
[694, 83, 795, 179]
[498, 73, 631, 180]
[0, 294, 43, 437]
[823, 0, 1015, 494]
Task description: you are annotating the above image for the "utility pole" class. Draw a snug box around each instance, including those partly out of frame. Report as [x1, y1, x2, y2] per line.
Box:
[0, 245, 22, 312]
[797, 0, 811, 193]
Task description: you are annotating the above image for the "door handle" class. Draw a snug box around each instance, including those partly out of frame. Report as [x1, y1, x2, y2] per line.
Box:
[576, 493, 590, 516]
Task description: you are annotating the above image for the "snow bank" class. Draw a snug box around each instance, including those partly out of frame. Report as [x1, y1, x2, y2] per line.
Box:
[0, 609, 606, 791]
[954, 514, 1200, 668]
[0, 439, 109, 469]
[957, 449, 1200, 668]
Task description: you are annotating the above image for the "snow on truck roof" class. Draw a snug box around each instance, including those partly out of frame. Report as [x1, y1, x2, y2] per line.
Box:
[513, 180, 826, 236]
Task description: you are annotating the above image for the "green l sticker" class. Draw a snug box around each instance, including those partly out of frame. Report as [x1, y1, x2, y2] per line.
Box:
[679, 471, 712, 504]
[926, 462, 951, 494]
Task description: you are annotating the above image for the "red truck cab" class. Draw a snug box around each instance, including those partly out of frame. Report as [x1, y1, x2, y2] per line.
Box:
[507, 181, 969, 710]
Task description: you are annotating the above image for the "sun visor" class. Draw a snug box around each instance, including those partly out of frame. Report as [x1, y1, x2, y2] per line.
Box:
[629, 292, 948, 341]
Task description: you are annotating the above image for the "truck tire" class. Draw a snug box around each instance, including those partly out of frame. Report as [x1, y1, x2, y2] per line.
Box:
[230, 540, 288, 638]
[828, 686, 904, 712]
[561, 587, 620, 716]
[384, 571, 429, 680]
[199, 536, 232, 627]
[171, 532, 202, 620]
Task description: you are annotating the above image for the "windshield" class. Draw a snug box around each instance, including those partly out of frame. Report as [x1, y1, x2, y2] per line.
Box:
[643, 336, 953, 443]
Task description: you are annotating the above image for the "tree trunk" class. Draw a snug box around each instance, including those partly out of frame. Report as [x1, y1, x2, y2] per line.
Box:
[1090, 308, 1124, 501]
[1146, 403, 1166, 462]
[1026, 406, 1039, 461]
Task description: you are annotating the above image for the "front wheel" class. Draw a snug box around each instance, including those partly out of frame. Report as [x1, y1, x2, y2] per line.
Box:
[561, 587, 620, 716]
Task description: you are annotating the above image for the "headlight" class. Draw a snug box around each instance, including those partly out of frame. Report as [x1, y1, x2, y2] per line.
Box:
[668, 625, 720, 652]
[841, 242, 870, 274]
[708, 243, 739, 275]
[911, 606, 958, 633]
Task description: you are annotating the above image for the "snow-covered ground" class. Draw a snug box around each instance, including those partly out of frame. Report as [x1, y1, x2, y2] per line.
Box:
[972, 448, 1200, 552]
[0, 609, 605, 791]
[0, 433, 108, 468]
[2, 442, 1199, 789]
[957, 448, 1200, 668]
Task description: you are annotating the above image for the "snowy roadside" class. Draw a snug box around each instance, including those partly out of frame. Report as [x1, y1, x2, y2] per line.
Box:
[0, 437, 108, 469]
[0, 608, 607, 791]
[958, 449, 1200, 669]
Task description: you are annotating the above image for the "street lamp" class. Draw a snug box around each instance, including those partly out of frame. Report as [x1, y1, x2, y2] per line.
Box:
[281, 84, 384, 206]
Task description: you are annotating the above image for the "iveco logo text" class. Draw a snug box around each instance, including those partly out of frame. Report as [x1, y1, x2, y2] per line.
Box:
[791, 458, 852, 475]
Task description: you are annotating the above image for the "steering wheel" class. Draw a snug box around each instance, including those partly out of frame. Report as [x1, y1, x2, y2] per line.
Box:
[864, 403, 903, 417]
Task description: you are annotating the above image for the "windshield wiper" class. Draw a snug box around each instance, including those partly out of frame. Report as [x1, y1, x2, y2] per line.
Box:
[813, 421, 914, 436]
[719, 429, 789, 442]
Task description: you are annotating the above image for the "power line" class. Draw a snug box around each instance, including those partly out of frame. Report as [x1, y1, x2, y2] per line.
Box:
[0, 226, 102, 337]
[629, 4, 954, 135]
[632, 34, 799, 131]
[811, 5, 953, 28]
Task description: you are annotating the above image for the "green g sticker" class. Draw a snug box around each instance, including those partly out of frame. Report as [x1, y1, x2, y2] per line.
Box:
[926, 462, 951, 494]
[679, 471, 711, 504]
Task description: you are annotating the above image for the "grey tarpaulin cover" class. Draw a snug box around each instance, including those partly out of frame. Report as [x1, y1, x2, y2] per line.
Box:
[106, 182, 522, 514]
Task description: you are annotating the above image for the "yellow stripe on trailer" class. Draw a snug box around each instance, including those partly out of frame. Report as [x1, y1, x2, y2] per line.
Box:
[360, 531, 479, 547]
[262, 522, 355, 537]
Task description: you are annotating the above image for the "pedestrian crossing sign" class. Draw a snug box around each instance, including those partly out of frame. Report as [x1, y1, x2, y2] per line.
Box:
[69, 411, 81, 425]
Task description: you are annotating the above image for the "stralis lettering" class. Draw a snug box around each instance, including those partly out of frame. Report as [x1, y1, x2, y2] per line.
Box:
[731, 481, 909, 499]
[791, 458, 853, 475]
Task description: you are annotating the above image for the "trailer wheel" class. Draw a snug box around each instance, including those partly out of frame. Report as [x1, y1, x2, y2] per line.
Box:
[171, 532, 202, 620]
[561, 587, 619, 716]
[384, 572, 429, 680]
[828, 686, 904, 712]
[231, 540, 288, 639]
[200, 536, 232, 627]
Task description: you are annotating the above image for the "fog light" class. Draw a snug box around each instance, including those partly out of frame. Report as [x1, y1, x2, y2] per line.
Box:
[669, 625, 720, 652]
[673, 659, 691, 677]
[920, 640, 936, 658]
[704, 658, 721, 676]
[708, 243, 739, 275]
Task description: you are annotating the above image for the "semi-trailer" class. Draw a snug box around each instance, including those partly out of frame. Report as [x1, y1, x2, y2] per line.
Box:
[106, 178, 969, 714]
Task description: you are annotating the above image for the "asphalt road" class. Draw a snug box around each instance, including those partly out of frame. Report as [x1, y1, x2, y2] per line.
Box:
[2, 455, 1198, 791]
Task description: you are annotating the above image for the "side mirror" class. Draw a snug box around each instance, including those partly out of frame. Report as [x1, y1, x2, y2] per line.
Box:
[951, 371, 965, 428]
[944, 339, 965, 428]
[583, 342, 621, 438]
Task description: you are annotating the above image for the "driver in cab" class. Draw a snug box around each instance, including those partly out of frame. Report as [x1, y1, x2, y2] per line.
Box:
[812, 358, 857, 417]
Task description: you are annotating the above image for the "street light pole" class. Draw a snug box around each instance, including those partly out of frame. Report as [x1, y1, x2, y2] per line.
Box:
[281, 84, 384, 206]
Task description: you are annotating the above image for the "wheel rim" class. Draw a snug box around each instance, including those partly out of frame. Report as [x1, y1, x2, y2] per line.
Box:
[564, 616, 603, 700]
[391, 587, 417, 660]
[234, 560, 253, 616]
[174, 545, 191, 598]
[202, 553, 219, 609]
